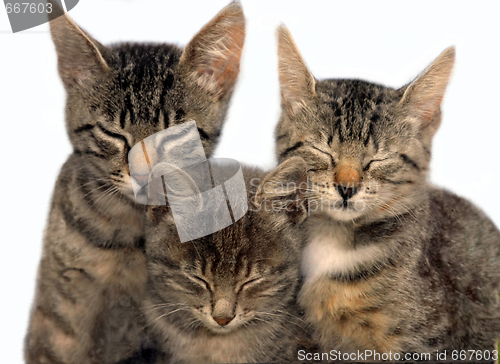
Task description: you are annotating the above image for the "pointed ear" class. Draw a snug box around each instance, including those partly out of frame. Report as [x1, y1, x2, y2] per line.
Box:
[255, 156, 308, 223]
[277, 25, 316, 116]
[398, 47, 455, 139]
[48, 0, 109, 89]
[179, 2, 245, 101]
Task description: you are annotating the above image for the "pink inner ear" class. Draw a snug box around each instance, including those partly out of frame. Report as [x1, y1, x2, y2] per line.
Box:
[417, 95, 443, 123]
[401, 48, 454, 129]
[198, 22, 245, 99]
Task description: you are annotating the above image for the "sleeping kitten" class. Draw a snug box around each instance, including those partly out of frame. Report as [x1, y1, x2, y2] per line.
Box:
[142, 158, 309, 363]
[25, 3, 245, 364]
[276, 26, 500, 360]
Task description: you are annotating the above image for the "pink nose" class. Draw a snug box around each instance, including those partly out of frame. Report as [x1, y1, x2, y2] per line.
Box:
[214, 317, 232, 326]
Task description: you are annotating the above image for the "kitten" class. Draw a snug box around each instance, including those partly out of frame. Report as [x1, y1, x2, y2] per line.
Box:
[276, 26, 500, 360]
[142, 158, 309, 363]
[25, 3, 245, 364]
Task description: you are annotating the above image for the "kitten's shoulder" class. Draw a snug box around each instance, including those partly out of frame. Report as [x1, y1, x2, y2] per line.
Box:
[429, 187, 496, 226]
[427, 186, 500, 252]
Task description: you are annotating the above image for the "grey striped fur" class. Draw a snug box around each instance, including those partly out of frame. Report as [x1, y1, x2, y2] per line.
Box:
[277, 25, 500, 360]
[142, 160, 310, 363]
[25, 3, 245, 363]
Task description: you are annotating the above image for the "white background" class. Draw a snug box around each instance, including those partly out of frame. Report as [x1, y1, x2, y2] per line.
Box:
[1, 0, 499, 362]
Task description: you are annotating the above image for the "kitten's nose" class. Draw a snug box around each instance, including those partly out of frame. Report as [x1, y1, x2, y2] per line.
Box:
[336, 185, 358, 201]
[334, 164, 361, 201]
[213, 316, 233, 326]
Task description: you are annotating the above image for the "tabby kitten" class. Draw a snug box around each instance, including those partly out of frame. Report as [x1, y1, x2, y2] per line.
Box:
[25, 3, 245, 363]
[276, 26, 500, 360]
[142, 158, 309, 363]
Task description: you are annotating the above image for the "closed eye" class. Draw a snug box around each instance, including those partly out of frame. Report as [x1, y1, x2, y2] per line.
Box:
[300, 145, 335, 171]
[312, 146, 336, 167]
[239, 277, 263, 292]
[363, 158, 390, 172]
[192, 276, 211, 291]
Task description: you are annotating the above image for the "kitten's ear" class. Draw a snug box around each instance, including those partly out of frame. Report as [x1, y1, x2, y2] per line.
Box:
[179, 2, 245, 100]
[277, 25, 316, 116]
[255, 156, 308, 224]
[48, 0, 108, 89]
[398, 47, 455, 139]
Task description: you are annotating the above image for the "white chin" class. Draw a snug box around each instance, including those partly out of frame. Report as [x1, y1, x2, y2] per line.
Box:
[208, 325, 234, 335]
[316, 200, 366, 221]
[327, 209, 364, 222]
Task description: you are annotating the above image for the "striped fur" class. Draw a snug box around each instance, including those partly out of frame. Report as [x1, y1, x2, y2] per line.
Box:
[277, 25, 500, 360]
[25, 4, 245, 363]
[142, 162, 310, 363]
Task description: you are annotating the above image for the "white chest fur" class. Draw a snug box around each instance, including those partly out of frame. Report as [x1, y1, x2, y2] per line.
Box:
[301, 223, 385, 283]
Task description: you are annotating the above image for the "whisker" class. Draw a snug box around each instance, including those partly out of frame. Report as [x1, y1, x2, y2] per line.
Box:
[69, 177, 115, 194]
[138, 308, 190, 333]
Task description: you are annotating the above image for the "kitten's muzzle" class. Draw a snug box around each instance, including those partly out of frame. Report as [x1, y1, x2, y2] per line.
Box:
[336, 185, 359, 201]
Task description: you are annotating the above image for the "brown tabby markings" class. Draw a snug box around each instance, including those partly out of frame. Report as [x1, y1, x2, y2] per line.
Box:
[277, 23, 500, 359]
[142, 159, 310, 363]
[301, 275, 402, 354]
[28, 208, 148, 362]
[25, 2, 245, 363]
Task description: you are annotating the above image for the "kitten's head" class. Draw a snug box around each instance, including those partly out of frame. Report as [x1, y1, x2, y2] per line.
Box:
[48, 2, 245, 201]
[143, 158, 308, 336]
[276, 26, 454, 223]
